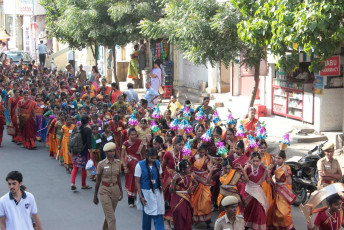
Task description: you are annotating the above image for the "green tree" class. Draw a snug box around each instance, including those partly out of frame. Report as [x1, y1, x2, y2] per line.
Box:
[41, 0, 162, 82]
[141, 0, 266, 107]
[231, 0, 344, 73]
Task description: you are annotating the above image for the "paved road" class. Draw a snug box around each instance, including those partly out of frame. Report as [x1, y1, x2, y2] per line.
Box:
[0, 133, 309, 230]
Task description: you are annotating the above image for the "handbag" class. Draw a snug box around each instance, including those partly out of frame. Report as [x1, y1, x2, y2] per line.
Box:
[7, 124, 15, 136]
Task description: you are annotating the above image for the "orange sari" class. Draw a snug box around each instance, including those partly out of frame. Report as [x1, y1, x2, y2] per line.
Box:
[191, 156, 212, 222]
[242, 118, 259, 134]
[267, 165, 295, 230]
[261, 152, 273, 207]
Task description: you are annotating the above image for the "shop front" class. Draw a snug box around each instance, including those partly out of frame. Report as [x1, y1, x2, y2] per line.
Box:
[270, 53, 343, 132]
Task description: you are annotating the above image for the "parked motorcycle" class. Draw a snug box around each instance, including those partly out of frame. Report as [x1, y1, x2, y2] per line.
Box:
[285, 140, 328, 206]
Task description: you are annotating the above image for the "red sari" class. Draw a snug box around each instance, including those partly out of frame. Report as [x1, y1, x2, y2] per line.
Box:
[18, 99, 36, 149]
[242, 118, 259, 134]
[123, 139, 144, 196]
[244, 166, 269, 230]
[9, 96, 22, 142]
[162, 151, 183, 221]
[314, 209, 343, 230]
[109, 120, 125, 158]
[171, 175, 193, 230]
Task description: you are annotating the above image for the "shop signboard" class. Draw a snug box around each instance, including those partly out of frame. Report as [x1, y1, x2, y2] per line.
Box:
[320, 56, 340, 76]
[314, 76, 324, 95]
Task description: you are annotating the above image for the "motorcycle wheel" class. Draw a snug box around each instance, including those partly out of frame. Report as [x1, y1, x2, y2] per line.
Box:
[292, 182, 307, 206]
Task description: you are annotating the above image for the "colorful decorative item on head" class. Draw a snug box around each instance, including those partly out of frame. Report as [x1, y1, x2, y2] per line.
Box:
[177, 118, 193, 135]
[183, 105, 192, 120]
[215, 139, 228, 156]
[235, 121, 247, 140]
[195, 106, 206, 124]
[255, 121, 267, 141]
[181, 139, 193, 159]
[247, 134, 259, 151]
[201, 127, 212, 142]
[279, 131, 291, 150]
[226, 112, 236, 128]
[152, 104, 162, 119]
[169, 118, 180, 131]
[150, 120, 160, 134]
[128, 110, 139, 127]
[212, 106, 221, 125]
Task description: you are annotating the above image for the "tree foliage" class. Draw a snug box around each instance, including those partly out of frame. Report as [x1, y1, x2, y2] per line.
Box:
[231, 0, 344, 73]
[41, 0, 162, 49]
[141, 0, 244, 67]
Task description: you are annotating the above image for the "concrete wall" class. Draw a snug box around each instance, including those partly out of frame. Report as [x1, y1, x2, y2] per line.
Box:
[314, 87, 343, 132]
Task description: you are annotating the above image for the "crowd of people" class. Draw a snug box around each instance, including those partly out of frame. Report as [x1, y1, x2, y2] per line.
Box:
[0, 55, 344, 230]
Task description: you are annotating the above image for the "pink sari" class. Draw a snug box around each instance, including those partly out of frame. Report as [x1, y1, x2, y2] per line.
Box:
[244, 166, 269, 230]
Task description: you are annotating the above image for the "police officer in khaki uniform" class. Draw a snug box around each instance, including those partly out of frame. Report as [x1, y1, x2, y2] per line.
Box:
[214, 196, 245, 230]
[317, 142, 342, 189]
[94, 142, 123, 230]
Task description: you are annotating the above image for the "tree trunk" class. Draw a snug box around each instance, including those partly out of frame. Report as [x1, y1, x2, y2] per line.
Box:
[249, 62, 260, 108]
[90, 41, 98, 66]
[112, 46, 118, 83]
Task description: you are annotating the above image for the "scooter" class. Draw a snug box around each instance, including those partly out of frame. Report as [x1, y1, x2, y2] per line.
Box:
[285, 140, 328, 206]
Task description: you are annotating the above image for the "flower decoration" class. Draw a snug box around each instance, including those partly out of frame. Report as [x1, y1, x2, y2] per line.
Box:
[128, 110, 139, 127]
[255, 122, 268, 141]
[216, 140, 228, 156]
[279, 132, 291, 145]
[183, 105, 192, 120]
[201, 128, 212, 142]
[196, 106, 206, 121]
[235, 121, 247, 139]
[169, 119, 180, 131]
[152, 104, 162, 119]
[247, 134, 259, 149]
[178, 118, 193, 134]
[212, 107, 221, 125]
[279, 131, 292, 150]
[182, 139, 193, 157]
[49, 115, 55, 120]
[226, 112, 236, 127]
[150, 120, 160, 133]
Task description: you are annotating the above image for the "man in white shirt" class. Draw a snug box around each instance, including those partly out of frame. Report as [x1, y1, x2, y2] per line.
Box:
[125, 83, 139, 105]
[0, 171, 43, 230]
[36, 41, 48, 68]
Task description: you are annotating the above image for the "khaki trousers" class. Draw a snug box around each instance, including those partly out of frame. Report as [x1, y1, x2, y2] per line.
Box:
[99, 185, 120, 230]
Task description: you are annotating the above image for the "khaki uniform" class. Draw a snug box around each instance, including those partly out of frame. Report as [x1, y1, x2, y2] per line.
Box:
[97, 158, 121, 230]
[317, 156, 341, 189]
[214, 214, 245, 230]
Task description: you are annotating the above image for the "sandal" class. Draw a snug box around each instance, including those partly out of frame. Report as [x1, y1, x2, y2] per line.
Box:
[71, 185, 77, 190]
[81, 185, 92, 189]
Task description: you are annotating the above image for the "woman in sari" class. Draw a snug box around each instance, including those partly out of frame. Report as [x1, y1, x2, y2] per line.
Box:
[195, 97, 213, 129]
[164, 130, 175, 152]
[150, 60, 162, 93]
[313, 193, 344, 230]
[191, 124, 205, 156]
[34, 94, 44, 142]
[267, 150, 295, 230]
[17, 91, 36, 149]
[230, 140, 249, 168]
[161, 135, 184, 230]
[190, 144, 212, 227]
[152, 136, 165, 162]
[59, 116, 74, 173]
[242, 107, 260, 136]
[243, 152, 269, 230]
[169, 159, 197, 230]
[8, 89, 22, 143]
[109, 115, 125, 160]
[258, 140, 274, 207]
[128, 45, 139, 80]
[223, 127, 237, 155]
[90, 65, 101, 91]
[0, 99, 5, 146]
[122, 128, 146, 208]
